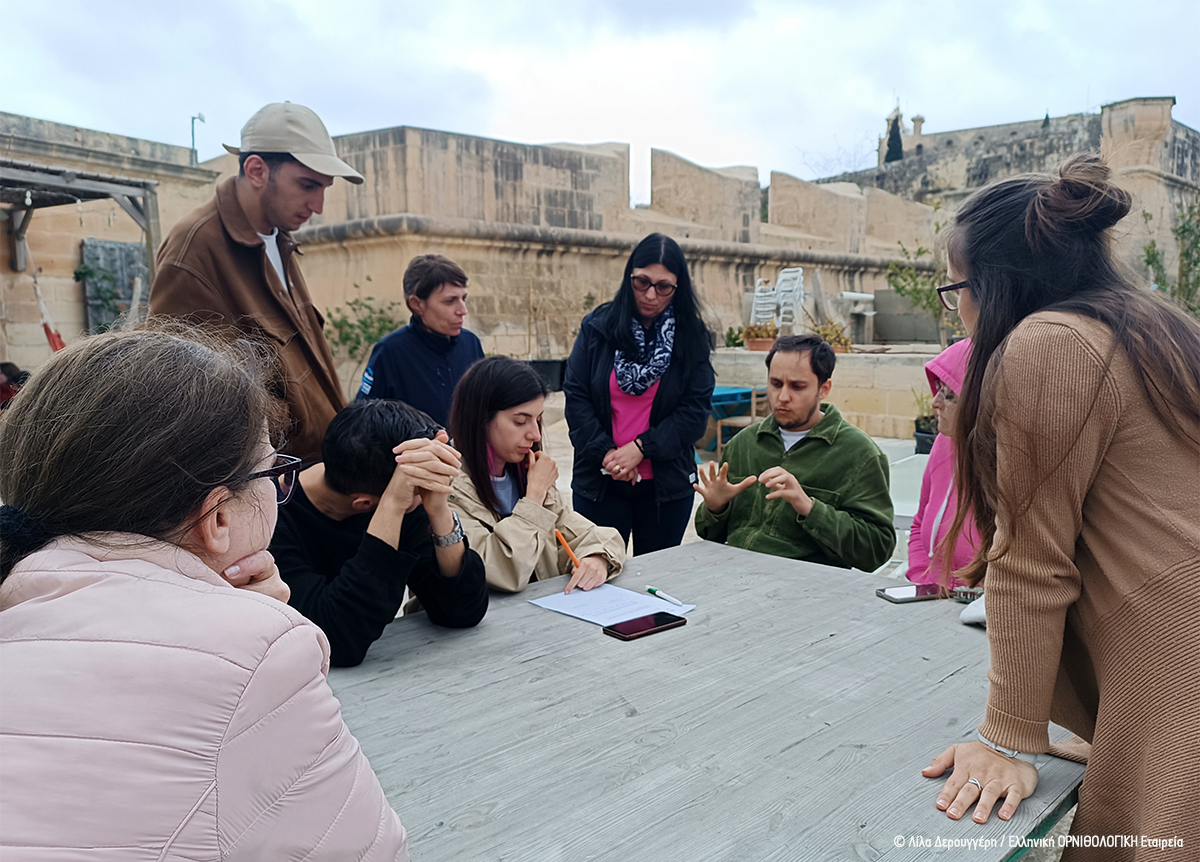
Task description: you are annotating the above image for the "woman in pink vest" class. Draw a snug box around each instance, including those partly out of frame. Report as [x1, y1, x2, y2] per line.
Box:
[0, 328, 407, 861]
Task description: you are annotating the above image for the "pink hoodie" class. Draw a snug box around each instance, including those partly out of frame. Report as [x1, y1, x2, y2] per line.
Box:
[0, 535, 408, 861]
[906, 339, 981, 586]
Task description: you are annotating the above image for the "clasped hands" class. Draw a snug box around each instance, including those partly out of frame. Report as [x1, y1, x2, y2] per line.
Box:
[382, 430, 461, 519]
[692, 461, 815, 516]
[602, 442, 643, 483]
[223, 432, 463, 601]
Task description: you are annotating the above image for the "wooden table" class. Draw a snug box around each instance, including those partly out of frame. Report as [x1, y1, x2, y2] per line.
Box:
[330, 542, 1084, 861]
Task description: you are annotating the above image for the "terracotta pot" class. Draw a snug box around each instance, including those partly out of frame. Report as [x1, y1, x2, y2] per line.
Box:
[831, 344, 848, 354]
[745, 337, 775, 351]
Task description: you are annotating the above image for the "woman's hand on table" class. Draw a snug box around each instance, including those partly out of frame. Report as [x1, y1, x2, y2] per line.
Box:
[602, 443, 643, 483]
[525, 451, 558, 506]
[564, 555, 609, 593]
[693, 461, 757, 513]
[222, 549, 291, 603]
[922, 741, 1039, 823]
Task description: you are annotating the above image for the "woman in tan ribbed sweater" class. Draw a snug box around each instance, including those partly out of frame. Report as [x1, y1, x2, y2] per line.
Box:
[919, 154, 1200, 861]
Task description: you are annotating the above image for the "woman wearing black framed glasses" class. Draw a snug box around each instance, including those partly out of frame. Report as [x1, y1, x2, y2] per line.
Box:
[917, 154, 1200, 858]
[563, 233, 715, 554]
[0, 327, 408, 858]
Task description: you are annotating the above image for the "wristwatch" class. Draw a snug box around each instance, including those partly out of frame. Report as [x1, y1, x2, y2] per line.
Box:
[430, 512, 465, 547]
[977, 730, 1040, 765]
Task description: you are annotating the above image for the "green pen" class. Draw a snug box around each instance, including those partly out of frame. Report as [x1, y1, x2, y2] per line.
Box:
[646, 586, 684, 606]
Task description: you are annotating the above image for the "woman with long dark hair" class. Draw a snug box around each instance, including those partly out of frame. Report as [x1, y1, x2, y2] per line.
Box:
[0, 328, 407, 859]
[448, 356, 626, 593]
[918, 154, 1200, 859]
[563, 233, 714, 553]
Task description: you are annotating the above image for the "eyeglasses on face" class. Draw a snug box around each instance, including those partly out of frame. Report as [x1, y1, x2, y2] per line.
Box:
[935, 383, 957, 402]
[937, 280, 970, 311]
[246, 454, 308, 504]
[631, 274, 677, 296]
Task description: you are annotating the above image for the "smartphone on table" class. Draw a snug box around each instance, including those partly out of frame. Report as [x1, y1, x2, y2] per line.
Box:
[875, 583, 947, 603]
[602, 612, 687, 640]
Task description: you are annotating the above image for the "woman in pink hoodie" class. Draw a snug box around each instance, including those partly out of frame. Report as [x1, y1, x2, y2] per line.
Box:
[906, 338, 981, 587]
[0, 329, 407, 861]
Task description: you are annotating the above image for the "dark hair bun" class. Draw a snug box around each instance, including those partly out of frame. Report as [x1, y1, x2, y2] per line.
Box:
[1025, 153, 1132, 253]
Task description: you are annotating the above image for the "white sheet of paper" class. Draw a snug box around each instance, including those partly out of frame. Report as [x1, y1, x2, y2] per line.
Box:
[529, 583, 696, 627]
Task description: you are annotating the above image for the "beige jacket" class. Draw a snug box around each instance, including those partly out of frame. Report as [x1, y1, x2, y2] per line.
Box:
[449, 473, 626, 592]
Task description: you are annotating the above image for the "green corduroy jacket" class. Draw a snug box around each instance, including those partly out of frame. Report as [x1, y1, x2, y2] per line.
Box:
[695, 404, 896, 570]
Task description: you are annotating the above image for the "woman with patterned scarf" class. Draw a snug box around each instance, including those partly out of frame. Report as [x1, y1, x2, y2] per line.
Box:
[564, 233, 715, 554]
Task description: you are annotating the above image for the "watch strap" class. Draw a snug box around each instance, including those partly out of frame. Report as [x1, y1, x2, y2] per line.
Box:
[977, 730, 1040, 764]
[431, 511, 465, 547]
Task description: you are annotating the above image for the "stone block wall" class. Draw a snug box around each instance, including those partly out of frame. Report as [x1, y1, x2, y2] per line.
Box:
[650, 150, 761, 244]
[313, 126, 631, 234]
[768, 172, 867, 253]
[710, 347, 932, 439]
[1, 113, 218, 367]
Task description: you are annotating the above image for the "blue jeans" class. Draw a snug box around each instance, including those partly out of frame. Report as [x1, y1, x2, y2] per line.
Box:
[574, 479, 694, 556]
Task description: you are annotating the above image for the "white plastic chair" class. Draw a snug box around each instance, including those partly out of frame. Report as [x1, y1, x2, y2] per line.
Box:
[773, 267, 804, 328]
[750, 278, 777, 326]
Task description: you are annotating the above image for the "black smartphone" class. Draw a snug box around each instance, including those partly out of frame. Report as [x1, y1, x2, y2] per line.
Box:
[602, 612, 687, 641]
[876, 583, 947, 603]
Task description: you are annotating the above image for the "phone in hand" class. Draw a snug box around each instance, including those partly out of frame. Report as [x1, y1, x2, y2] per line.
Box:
[602, 612, 687, 640]
[876, 583, 947, 603]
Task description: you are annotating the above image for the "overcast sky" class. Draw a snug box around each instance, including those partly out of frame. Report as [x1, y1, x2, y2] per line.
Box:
[5, 0, 1197, 203]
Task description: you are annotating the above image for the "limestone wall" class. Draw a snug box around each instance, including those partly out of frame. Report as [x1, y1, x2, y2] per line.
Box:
[817, 97, 1199, 286]
[291, 213, 933, 396]
[827, 111, 1103, 207]
[710, 347, 934, 439]
[313, 127, 630, 234]
[0, 113, 218, 368]
[650, 150, 761, 244]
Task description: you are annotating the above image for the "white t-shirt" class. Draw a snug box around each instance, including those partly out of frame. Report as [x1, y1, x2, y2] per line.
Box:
[258, 229, 288, 292]
[778, 427, 811, 452]
[491, 472, 519, 516]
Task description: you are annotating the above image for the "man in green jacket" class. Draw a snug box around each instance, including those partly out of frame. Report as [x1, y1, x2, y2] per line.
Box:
[695, 335, 895, 570]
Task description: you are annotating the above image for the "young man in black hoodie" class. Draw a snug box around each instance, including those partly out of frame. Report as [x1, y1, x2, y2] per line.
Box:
[271, 399, 488, 666]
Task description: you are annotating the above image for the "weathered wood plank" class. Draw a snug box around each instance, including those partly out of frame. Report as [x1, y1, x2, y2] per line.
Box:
[331, 542, 1084, 861]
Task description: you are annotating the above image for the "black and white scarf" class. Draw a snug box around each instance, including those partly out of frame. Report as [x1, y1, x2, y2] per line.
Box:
[613, 304, 675, 396]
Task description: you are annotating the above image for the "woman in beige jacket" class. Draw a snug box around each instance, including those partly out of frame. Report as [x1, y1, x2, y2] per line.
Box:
[448, 356, 626, 593]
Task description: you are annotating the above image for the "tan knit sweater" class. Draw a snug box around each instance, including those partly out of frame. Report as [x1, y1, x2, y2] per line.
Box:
[980, 311, 1199, 860]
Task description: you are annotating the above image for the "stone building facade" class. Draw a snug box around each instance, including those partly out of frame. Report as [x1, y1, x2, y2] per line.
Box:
[821, 97, 1200, 281]
[1, 112, 218, 369]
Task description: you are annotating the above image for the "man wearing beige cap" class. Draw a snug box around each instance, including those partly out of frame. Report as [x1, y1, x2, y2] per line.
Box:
[150, 102, 364, 461]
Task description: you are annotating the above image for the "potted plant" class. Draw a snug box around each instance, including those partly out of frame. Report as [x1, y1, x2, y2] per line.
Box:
[912, 388, 937, 454]
[802, 308, 853, 353]
[739, 321, 778, 351]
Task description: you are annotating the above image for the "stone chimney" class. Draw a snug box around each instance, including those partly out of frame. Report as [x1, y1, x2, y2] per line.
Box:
[911, 115, 925, 137]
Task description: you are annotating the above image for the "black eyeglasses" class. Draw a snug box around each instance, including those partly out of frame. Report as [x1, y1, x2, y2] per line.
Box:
[631, 274, 677, 297]
[246, 454, 308, 504]
[937, 280, 970, 311]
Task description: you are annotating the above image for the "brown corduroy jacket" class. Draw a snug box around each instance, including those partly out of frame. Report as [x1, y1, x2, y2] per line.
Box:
[149, 177, 345, 460]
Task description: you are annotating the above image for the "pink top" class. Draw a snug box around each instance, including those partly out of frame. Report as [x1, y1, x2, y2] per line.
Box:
[609, 369, 658, 480]
[905, 432, 980, 587]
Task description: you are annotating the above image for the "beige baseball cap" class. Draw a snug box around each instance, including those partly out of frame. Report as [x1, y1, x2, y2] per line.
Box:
[224, 102, 364, 184]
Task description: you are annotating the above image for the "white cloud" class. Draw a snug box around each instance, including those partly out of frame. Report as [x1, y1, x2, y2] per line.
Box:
[2, 0, 1196, 205]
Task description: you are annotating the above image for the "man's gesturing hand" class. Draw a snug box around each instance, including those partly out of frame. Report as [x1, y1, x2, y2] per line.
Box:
[758, 466, 814, 516]
[693, 461, 756, 513]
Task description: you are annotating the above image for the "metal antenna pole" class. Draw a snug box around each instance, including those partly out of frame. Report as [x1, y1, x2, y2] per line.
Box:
[190, 113, 206, 165]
